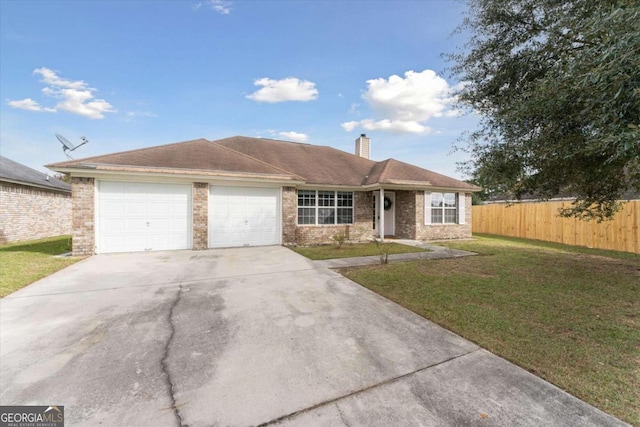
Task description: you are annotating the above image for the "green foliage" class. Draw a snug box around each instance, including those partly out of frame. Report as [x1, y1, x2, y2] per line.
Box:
[343, 236, 640, 424]
[291, 242, 428, 261]
[465, 179, 489, 204]
[450, 0, 640, 220]
[0, 235, 80, 297]
[54, 173, 71, 183]
[373, 239, 390, 264]
[331, 232, 347, 249]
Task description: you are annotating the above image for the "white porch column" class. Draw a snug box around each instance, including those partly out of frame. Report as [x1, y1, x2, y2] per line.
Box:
[379, 188, 385, 242]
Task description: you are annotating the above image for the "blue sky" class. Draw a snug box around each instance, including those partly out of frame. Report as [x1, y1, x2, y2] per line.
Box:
[1, 0, 477, 179]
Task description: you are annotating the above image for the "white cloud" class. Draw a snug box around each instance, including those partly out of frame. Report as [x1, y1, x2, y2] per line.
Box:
[209, 0, 232, 14]
[6, 98, 49, 112]
[126, 111, 157, 118]
[124, 111, 157, 122]
[194, 0, 232, 14]
[7, 67, 115, 119]
[341, 69, 459, 134]
[34, 67, 87, 89]
[341, 119, 431, 134]
[341, 121, 358, 132]
[258, 129, 310, 142]
[247, 77, 318, 103]
[278, 131, 309, 142]
[348, 102, 361, 115]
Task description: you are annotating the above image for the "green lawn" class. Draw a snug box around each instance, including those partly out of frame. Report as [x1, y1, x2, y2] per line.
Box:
[340, 234, 640, 425]
[0, 235, 83, 297]
[291, 242, 428, 260]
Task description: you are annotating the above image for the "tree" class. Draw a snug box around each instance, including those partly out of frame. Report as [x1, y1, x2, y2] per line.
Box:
[54, 173, 71, 184]
[450, 0, 640, 220]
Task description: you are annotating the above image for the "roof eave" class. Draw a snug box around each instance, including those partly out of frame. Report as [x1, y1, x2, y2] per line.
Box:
[0, 177, 71, 193]
[364, 181, 481, 192]
[48, 165, 306, 185]
[298, 182, 482, 191]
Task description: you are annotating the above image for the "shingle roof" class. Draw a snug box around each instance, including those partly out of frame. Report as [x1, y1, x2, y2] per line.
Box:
[363, 158, 477, 189]
[1, 156, 71, 192]
[47, 136, 480, 191]
[47, 138, 303, 180]
[215, 136, 376, 186]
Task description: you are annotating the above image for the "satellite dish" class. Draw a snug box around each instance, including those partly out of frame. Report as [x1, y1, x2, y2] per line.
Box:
[55, 134, 89, 159]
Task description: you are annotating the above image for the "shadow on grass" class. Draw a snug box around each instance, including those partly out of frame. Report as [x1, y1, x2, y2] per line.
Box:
[470, 233, 640, 261]
[0, 236, 72, 256]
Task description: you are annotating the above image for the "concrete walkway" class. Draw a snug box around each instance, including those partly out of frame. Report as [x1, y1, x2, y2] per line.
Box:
[314, 239, 477, 268]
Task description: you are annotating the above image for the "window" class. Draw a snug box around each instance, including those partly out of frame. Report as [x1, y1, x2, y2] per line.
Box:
[318, 191, 335, 224]
[297, 190, 316, 224]
[297, 190, 353, 225]
[430, 192, 458, 224]
[337, 192, 353, 224]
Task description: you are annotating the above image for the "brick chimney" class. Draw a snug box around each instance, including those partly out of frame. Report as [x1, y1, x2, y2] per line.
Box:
[355, 134, 370, 159]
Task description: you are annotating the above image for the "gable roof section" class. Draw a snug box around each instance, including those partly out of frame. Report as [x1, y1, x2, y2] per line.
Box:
[1, 156, 71, 192]
[216, 137, 478, 190]
[47, 138, 302, 181]
[47, 136, 480, 191]
[364, 158, 478, 190]
[215, 136, 376, 186]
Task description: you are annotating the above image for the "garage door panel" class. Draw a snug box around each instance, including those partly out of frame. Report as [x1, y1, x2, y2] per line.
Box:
[149, 202, 170, 215]
[98, 182, 191, 253]
[127, 202, 147, 216]
[126, 218, 149, 232]
[150, 218, 169, 229]
[103, 218, 126, 232]
[102, 201, 125, 215]
[209, 186, 280, 248]
[169, 218, 189, 230]
[170, 204, 188, 215]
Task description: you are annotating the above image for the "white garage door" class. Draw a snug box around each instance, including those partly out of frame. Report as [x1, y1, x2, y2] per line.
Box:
[209, 186, 280, 248]
[98, 181, 191, 253]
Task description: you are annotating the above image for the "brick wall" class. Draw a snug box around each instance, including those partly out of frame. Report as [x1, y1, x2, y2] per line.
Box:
[282, 187, 297, 244]
[394, 190, 417, 239]
[291, 191, 374, 245]
[71, 177, 95, 255]
[0, 182, 71, 244]
[62, 180, 473, 253]
[415, 192, 472, 240]
[192, 183, 208, 250]
[354, 191, 374, 240]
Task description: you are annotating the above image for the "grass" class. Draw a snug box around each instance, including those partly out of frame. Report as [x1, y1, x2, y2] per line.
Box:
[0, 235, 83, 297]
[340, 234, 640, 425]
[291, 241, 429, 260]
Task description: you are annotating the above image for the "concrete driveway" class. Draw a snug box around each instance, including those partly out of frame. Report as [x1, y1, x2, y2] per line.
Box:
[0, 247, 626, 426]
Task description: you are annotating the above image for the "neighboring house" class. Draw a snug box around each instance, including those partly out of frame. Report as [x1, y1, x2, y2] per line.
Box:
[0, 156, 71, 244]
[47, 135, 481, 255]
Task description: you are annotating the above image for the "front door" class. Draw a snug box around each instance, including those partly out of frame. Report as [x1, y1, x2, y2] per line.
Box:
[374, 191, 395, 237]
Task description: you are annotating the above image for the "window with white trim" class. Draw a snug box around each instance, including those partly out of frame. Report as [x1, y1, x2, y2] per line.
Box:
[297, 190, 353, 225]
[431, 192, 458, 224]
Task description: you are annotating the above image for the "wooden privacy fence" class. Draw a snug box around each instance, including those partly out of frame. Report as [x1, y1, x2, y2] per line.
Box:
[472, 200, 640, 254]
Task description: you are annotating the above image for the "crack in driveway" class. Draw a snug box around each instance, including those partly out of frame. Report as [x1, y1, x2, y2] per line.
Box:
[257, 349, 481, 426]
[160, 284, 188, 427]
